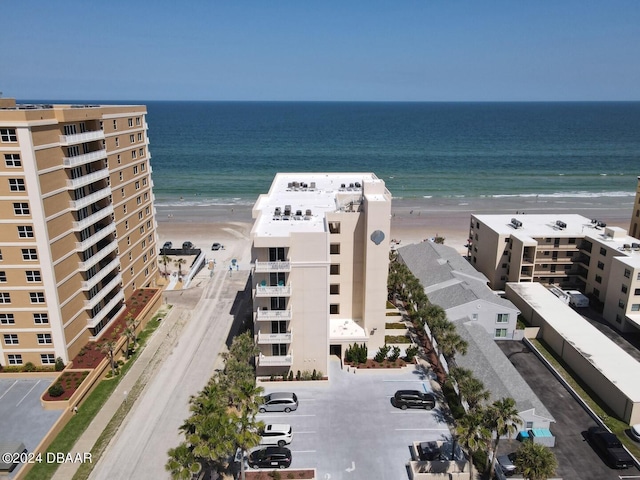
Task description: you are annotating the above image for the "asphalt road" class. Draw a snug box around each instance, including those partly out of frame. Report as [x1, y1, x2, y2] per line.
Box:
[497, 340, 640, 480]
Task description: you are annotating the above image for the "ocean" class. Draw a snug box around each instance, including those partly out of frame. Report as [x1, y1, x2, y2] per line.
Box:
[143, 101, 640, 208]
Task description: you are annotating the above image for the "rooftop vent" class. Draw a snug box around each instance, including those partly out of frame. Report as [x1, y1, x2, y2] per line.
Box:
[556, 220, 567, 230]
[274, 207, 282, 216]
[355, 182, 361, 188]
[305, 209, 312, 216]
[597, 221, 607, 228]
[284, 205, 291, 216]
[340, 183, 346, 189]
[310, 182, 316, 189]
[632, 243, 640, 250]
[510, 218, 523, 229]
[295, 210, 302, 216]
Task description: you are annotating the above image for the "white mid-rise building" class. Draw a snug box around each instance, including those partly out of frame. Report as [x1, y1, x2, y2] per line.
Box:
[251, 173, 392, 378]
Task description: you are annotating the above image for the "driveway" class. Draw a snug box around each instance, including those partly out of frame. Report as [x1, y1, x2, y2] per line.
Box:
[497, 340, 640, 480]
[256, 358, 455, 480]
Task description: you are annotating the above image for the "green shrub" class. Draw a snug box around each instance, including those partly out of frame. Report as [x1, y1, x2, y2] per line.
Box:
[55, 357, 65, 371]
[404, 345, 419, 362]
[23, 362, 36, 372]
[288, 370, 294, 381]
[385, 322, 406, 328]
[311, 369, 317, 380]
[48, 383, 65, 398]
[316, 370, 323, 379]
[296, 370, 301, 381]
[301, 370, 312, 380]
[374, 345, 391, 363]
[388, 346, 401, 362]
[385, 335, 410, 344]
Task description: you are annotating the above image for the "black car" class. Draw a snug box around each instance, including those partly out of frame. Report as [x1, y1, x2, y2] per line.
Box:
[497, 452, 517, 476]
[211, 242, 223, 251]
[162, 241, 172, 250]
[587, 426, 634, 469]
[182, 241, 194, 250]
[393, 390, 436, 410]
[248, 446, 292, 469]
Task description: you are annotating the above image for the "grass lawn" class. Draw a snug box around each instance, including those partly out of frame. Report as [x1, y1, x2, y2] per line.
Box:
[25, 310, 166, 480]
[530, 339, 640, 458]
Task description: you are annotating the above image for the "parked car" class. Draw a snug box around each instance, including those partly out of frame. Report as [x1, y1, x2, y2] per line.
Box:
[248, 446, 291, 469]
[211, 242, 223, 251]
[259, 424, 293, 447]
[587, 426, 634, 469]
[631, 424, 640, 442]
[392, 390, 436, 410]
[162, 241, 172, 250]
[497, 452, 518, 476]
[258, 392, 298, 413]
[182, 241, 194, 250]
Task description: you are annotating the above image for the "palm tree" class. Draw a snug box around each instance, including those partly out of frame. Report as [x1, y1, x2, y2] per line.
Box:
[174, 258, 187, 279]
[514, 440, 558, 480]
[486, 397, 523, 478]
[456, 407, 492, 480]
[123, 314, 139, 359]
[159, 253, 171, 276]
[99, 329, 120, 377]
[458, 376, 490, 410]
[166, 442, 201, 480]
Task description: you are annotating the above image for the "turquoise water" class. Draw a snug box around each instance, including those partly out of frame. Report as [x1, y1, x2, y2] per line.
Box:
[144, 101, 640, 207]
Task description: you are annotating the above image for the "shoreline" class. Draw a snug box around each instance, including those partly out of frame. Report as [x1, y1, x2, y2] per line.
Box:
[155, 195, 634, 258]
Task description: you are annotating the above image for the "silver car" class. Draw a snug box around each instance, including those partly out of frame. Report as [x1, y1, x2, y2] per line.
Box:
[258, 392, 298, 413]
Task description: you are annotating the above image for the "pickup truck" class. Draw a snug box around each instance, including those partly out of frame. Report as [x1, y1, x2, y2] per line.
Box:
[587, 426, 634, 469]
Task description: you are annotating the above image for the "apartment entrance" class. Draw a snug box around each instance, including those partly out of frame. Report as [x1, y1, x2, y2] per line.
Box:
[329, 344, 342, 359]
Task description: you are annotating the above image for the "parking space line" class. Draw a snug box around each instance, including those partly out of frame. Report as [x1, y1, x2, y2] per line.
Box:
[389, 410, 435, 414]
[294, 431, 316, 434]
[395, 428, 451, 432]
[257, 414, 316, 418]
[0, 380, 18, 401]
[16, 380, 40, 407]
[291, 450, 316, 453]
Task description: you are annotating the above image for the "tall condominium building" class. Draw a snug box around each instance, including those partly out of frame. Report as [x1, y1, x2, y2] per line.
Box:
[631, 176, 640, 239]
[0, 99, 158, 368]
[468, 214, 640, 333]
[251, 173, 391, 377]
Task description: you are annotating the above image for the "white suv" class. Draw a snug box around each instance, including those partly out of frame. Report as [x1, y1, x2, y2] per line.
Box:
[259, 424, 293, 447]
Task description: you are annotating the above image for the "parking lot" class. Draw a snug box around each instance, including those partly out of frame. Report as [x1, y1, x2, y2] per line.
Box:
[255, 358, 454, 479]
[0, 378, 62, 476]
[497, 341, 640, 480]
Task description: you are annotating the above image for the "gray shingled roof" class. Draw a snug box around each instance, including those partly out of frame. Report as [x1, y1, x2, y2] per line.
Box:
[454, 320, 554, 421]
[397, 242, 514, 310]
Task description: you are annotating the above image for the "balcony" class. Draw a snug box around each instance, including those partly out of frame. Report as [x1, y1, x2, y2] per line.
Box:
[256, 309, 292, 321]
[81, 259, 121, 290]
[87, 291, 125, 328]
[60, 130, 105, 146]
[255, 260, 291, 272]
[63, 149, 107, 168]
[257, 353, 293, 367]
[67, 169, 110, 189]
[84, 275, 122, 309]
[78, 241, 118, 271]
[257, 331, 293, 344]
[255, 285, 292, 297]
[69, 186, 112, 211]
[72, 205, 114, 231]
[75, 223, 116, 251]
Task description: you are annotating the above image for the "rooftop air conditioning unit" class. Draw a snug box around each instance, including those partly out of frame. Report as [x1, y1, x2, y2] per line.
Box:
[510, 218, 523, 229]
[310, 182, 316, 189]
[556, 220, 567, 229]
[274, 207, 281, 216]
[305, 209, 312, 216]
[597, 221, 607, 228]
[355, 182, 362, 188]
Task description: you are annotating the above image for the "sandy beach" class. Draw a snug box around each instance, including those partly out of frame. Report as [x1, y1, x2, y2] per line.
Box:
[155, 195, 635, 265]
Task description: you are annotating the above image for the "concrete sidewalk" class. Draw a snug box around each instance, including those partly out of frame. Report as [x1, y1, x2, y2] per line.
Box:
[51, 301, 185, 480]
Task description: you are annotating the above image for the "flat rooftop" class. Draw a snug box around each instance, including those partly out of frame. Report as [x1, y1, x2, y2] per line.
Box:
[253, 172, 384, 236]
[508, 282, 640, 401]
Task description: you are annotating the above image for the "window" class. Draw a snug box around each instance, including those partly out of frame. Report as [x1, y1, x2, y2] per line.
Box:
[8, 178, 25, 191]
[135, 181, 140, 190]
[8, 354, 22, 365]
[0, 292, 11, 303]
[130, 267, 134, 275]
[33, 313, 49, 324]
[22, 248, 37, 260]
[30, 292, 45, 303]
[125, 220, 129, 230]
[133, 165, 138, 174]
[330, 243, 340, 254]
[329, 222, 341, 234]
[115, 137, 119, 147]
[13, 202, 30, 215]
[0, 271, 5, 282]
[138, 211, 143, 220]
[113, 120, 117, 129]
[130, 134, 135, 143]
[123, 205, 127, 214]
[121, 188, 125, 198]
[0, 313, 15, 324]
[131, 150, 137, 159]
[145, 206, 150, 215]
[139, 226, 144, 234]
[616, 314, 622, 323]
[618, 300, 625, 309]
[599, 247, 607, 256]
[330, 264, 340, 275]
[146, 220, 151, 229]
[41, 354, 55, 365]
[4, 334, 18, 345]
[330, 284, 340, 295]
[526, 421, 534, 429]
[119, 171, 123, 181]
[128, 118, 133, 127]
[0, 128, 17, 142]
[271, 344, 287, 356]
[37, 333, 52, 344]
[330, 304, 340, 314]
[143, 254, 147, 263]
[595, 275, 602, 284]
[596, 261, 604, 270]
[635, 288, 640, 296]
[26, 270, 41, 282]
[142, 178, 147, 186]
[496, 313, 510, 323]
[139, 148, 144, 157]
[117, 154, 121, 164]
[624, 268, 631, 278]
[127, 236, 130, 246]
[140, 162, 145, 171]
[593, 288, 600, 298]
[137, 196, 141, 205]
[4, 154, 21, 166]
[622, 285, 628, 294]
[136, 117, 141, 126]
[631, 304, 640, 312]
[17, 226, 34, 238]
[495, 329, 508, 338]
[129, 252, 132, 261]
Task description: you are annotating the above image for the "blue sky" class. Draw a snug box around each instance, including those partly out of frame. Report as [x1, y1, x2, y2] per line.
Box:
[3, 1, 640, 101]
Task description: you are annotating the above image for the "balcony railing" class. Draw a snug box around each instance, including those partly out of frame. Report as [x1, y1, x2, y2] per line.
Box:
[72, 205, 114, 231]
[257, 331, 293, 344]
[87, 291, 125, 328]
[254, 260, 291, 272]
[63, 149, 107, 168]
[255, 285, 292, 297]
[69, 187, 112, 211]
[60, 130, 105, 145]
[67, 169, 110, 189]
[257, 353, 293, 367]
[78, 241, 117, 271]
[84, 275, 122, 309]
[81, 259, 121, 290]
[75, 223, 116, 251]
[256, 309, 292, 321]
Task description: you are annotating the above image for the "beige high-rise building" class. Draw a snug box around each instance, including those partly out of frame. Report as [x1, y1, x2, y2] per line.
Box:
[251, 173, 391, 378]
[0, 98, 158, 368]
[630, 176, 640, 240]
